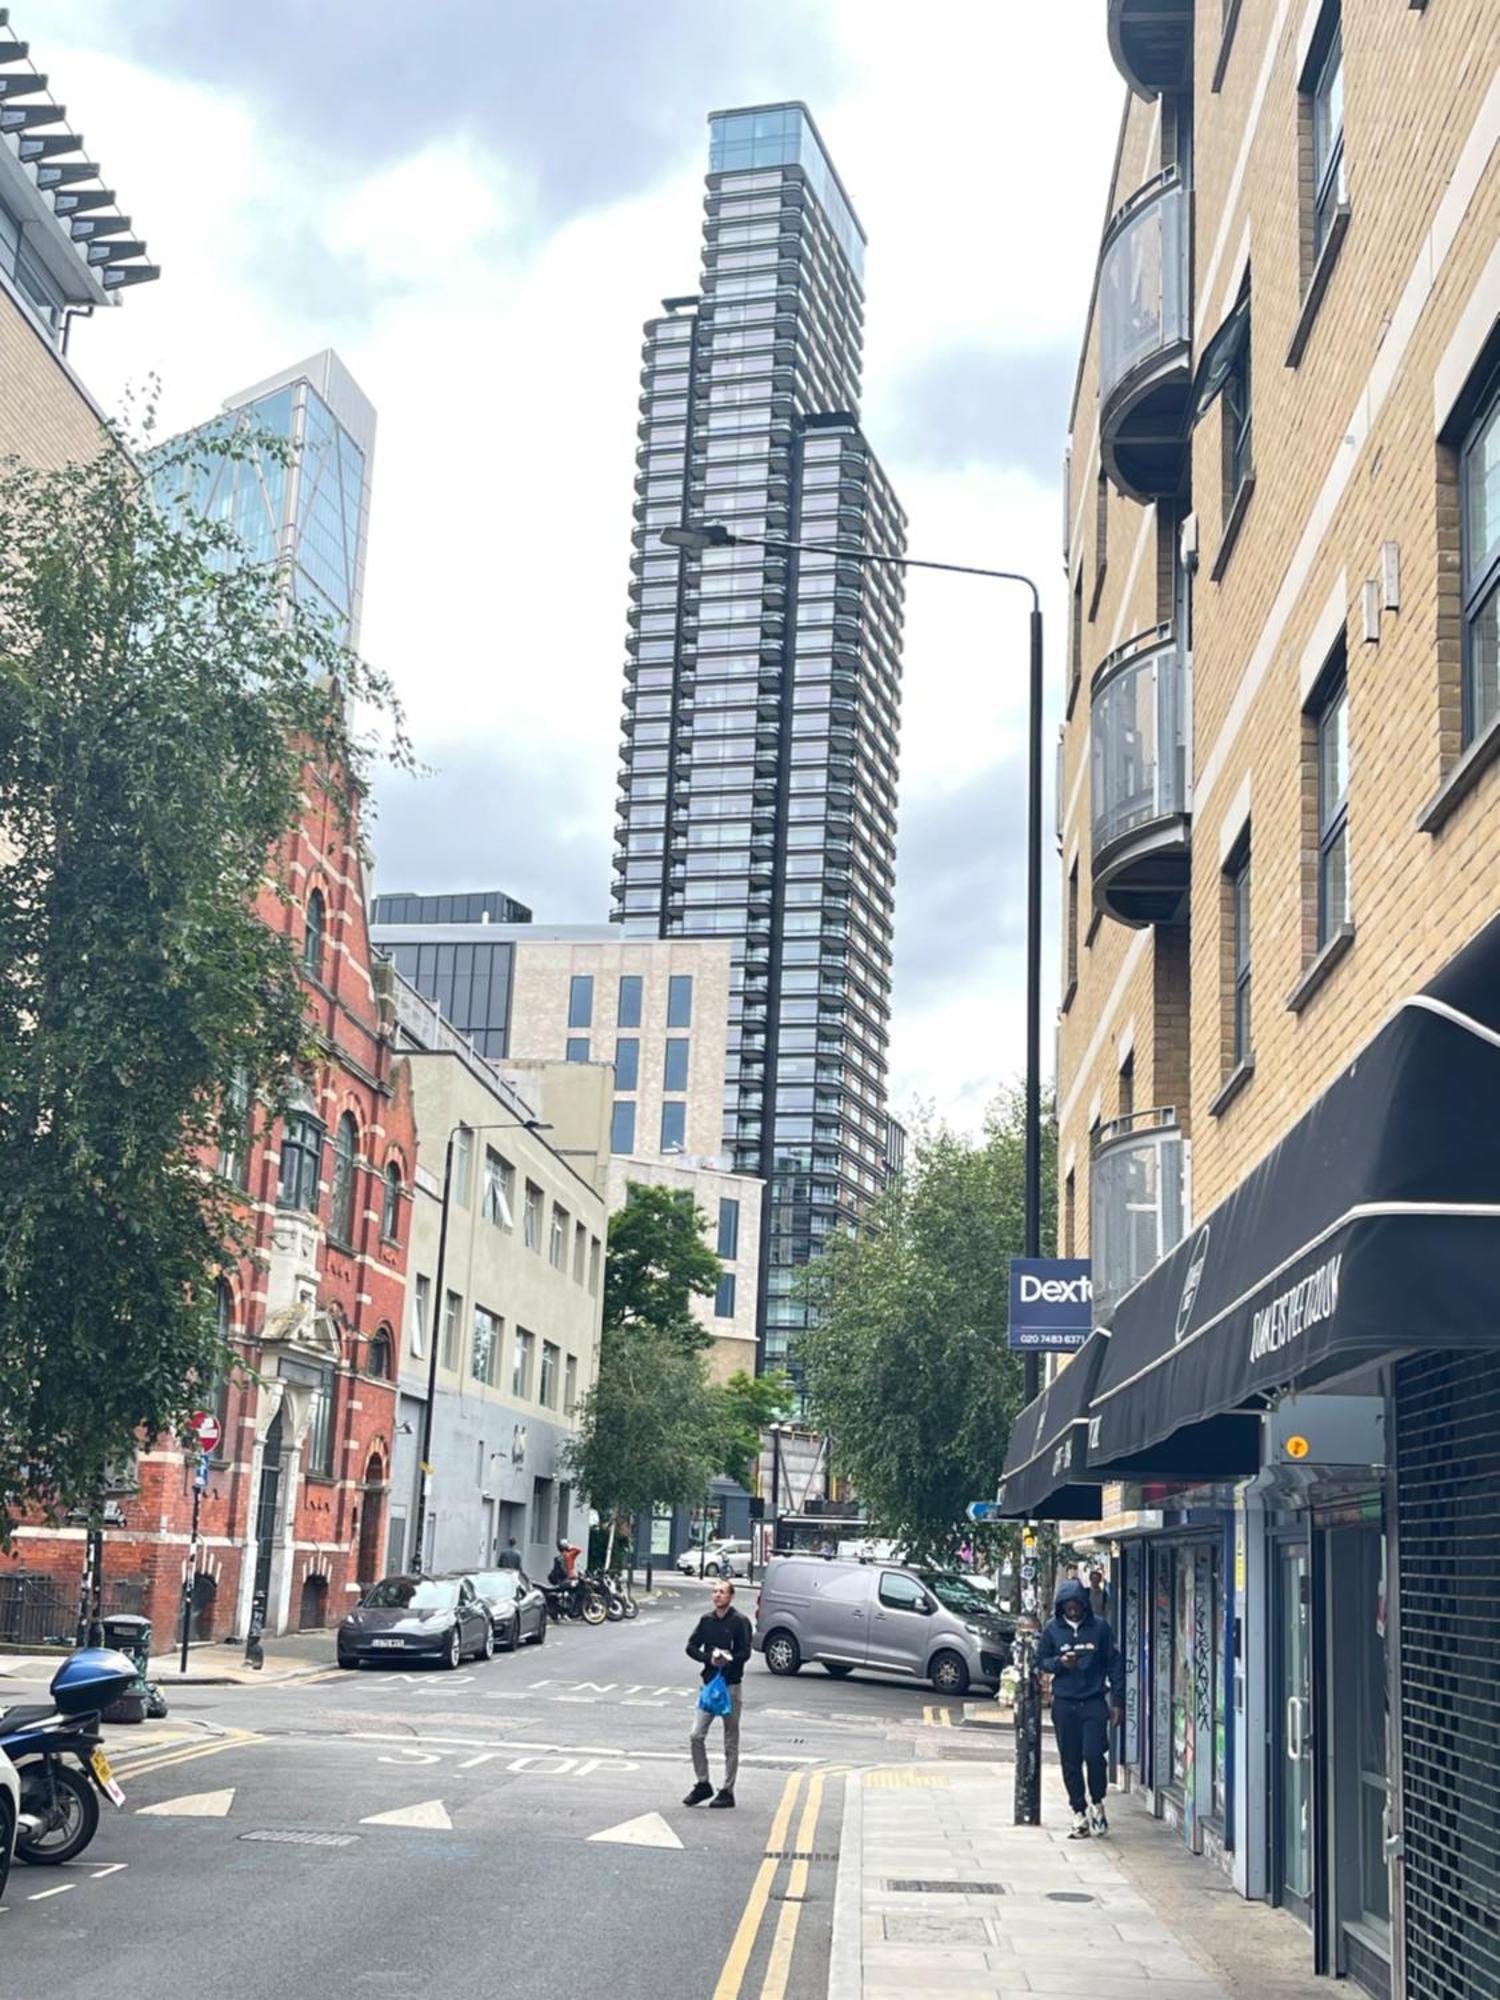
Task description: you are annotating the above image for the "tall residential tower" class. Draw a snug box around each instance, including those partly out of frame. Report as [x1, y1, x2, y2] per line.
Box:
[611, 104, 906, 1372]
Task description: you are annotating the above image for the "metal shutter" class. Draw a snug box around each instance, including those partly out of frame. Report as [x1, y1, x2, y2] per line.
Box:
[1396, 1350, 1500, 2000]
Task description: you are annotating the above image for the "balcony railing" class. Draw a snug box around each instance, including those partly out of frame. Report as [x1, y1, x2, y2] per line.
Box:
[1090, 1109, 1186, 1325]
[1090, 622, 1191, 925]
[1098, 169, 1191, 503]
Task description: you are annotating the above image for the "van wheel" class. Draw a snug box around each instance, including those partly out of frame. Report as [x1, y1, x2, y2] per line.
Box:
[823, 1663, 854, 1678]
[929, 1650, 970, 1697]
[764, 1630, 801, 1676]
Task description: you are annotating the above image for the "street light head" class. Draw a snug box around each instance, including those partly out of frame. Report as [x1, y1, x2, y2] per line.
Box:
[660, 522, 735, 554]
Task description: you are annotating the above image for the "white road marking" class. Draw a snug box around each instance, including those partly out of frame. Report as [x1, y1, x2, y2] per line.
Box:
[360, 1798, 453, 1830]
[28, 1884, 76, 1900]
[90, 1863, 129, 1879]
[588, 1811, 682, 1850]
[136, 1787, 235, 1818]
[337, 1730, 822, 1767]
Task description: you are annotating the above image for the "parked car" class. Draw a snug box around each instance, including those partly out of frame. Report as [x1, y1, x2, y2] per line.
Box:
[677, 1539, 752, 1578]
[337, 1575, 494, 1670]
[752, 1557, 1013, 1697]
[444, 1568, 547, 1649]
[0, 1745, 18, 1904]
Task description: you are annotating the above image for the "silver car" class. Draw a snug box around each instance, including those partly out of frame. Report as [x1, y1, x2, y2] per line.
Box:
[752, 1558, 1013, 1697]
[676, 1539, 752, 1578]
[0, 1745, 17, 1904]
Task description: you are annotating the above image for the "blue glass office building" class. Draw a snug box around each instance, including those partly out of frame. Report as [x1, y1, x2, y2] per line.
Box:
[611, 104, 906, 1371]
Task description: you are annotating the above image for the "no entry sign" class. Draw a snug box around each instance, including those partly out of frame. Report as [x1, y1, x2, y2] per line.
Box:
[188, 1410, 221, 1453]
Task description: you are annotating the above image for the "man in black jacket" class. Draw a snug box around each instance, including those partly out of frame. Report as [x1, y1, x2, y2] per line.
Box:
[1035, 1577, 1125, 1839]
[683, 1579, 752, 1809]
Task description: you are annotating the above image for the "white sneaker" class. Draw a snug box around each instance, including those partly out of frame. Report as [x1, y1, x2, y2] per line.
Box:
[1088, 1803, 1108, 1837]
[1068, 1810, 1090, 1839]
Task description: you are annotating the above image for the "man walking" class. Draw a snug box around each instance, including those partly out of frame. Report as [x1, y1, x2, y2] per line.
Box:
[496, 1538, 521, 1571]
[1035, 1576, 1124, 1838]
[683, 1578, 752, 1810]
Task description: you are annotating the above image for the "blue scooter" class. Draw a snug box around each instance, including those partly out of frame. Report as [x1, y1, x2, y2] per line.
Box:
[1, 1647, 135, 1865]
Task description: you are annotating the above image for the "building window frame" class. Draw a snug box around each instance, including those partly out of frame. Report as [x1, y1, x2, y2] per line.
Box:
[411, 1273, 431, 1359]
[1213, 830, 1255, 1115]
[1313, 658, 1350, 948]
[717, 1197, 740, 1261]
[303, 888, 326, 981]
[441, 1289, 462, 1372]
[667, 973, 693, 1028]
[483, 1148, 515, 1229]
[540, 1341, 560, 1409]
[512, 1327, 535, 1401]
[472, 1305, 502, 1388]
[523, 1181, 544, 1252]
[660, 1100, 687, 1153]
[1460, 364, 1500, 750]
[568, 974, 594, 1030]
[549, 1204, 568, 1270]
[715, 1273, 737, 1319]
[329, 1111, 359, 1248]
[617, 975, 643, 1028]
[611, 1099, 637, 1155]
[1308, 12, 1346, 267]
[565, 1036, 590, 1063]
[614, 1037, 640, 1091]
[663, 1037, 691, 1093]
[381, 1161, 402, 1243]
[276, 1109, 323, 1215]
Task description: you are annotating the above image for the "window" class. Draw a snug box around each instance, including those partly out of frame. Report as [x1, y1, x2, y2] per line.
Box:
[277, 1110, 323, 1214]
[531, 1475, 551, 1545]
[330, 1112, 358, 1245]
[282, 1358, 334, 1478]
[1314, 663, 1350, 945]
[1309, 16, 1345, 262]
[617, 975, 643, 1027]
[483, 1149, 515, 1229]
[614, 1037, 640, 1090]
[523, 1181, 544, 1251]
[1460, 368, 1500, 746]
[566, 1036, 591, 1063]
[718, 1197, 740, 1260]
[381, 1161, 401, 1242]
[878, 1571, 926, 1612]
[568, 975, 594, 1030]
[715, 1273, 737, 1319]
[441, 1289, 462, 1371]
[218, 1066, 251, 1188]
[1119, 1052, 1135, 1120]
[411, 1274, 431, 1358]
[667, 973, 693, 1027]
[557, 1483, 571, 1540]
[1222, 284, 1253, 516]
[540, 1342, 560, 1408]
[550, 1204, 568, 1269]
[1064, 861, 1079, 1003]
[1064, 1171, 1076, 1258]
[663, 1038, 691, 1092]
[573, 1221, 587, 1283]
[588, 1238, 601, 1296]
[611, 1099, 637, 1154]
[1229, 840, 1253, 1070]
[367, 1327, 392, 1380]
[453, 1125, 473, 1206]
[512, 1328, 535, 1400]
[472, 1306, 501, 1387]
[303, 889, 325, 980]
[661, 1101, 687, 1152]
[564, 1353, 579, 1415]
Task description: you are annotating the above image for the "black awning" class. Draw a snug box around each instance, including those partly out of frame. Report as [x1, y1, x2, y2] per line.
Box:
[1088, 917, 1500, 1471]
[995, 1339, 1107, 1520]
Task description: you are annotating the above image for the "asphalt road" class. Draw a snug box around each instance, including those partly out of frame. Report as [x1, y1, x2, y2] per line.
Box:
[0, 1582, 1008, 2000]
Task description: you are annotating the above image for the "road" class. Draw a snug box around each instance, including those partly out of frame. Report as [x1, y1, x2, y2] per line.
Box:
[0, 1582, 1008, 2000]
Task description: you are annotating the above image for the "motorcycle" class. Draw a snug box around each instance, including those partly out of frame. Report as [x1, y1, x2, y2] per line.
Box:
[2, 1648, 137, 1866]
[589, 1570, 627, 1623]
[614, 1572, 640, 1620]
[543, 1572, 608, 1625]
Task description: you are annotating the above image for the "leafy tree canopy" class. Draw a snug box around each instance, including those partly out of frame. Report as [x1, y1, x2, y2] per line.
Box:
[798, 1088, 1057, 1565]
[716, 1368, 793, 1487]
[603, 1182, 723, 1351]
[0, 417, 406, 1537]
[564, 1324, 725, 1525]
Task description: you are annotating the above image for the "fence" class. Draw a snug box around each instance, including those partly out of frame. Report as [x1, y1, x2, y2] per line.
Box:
[0, 1572, 150, 1648]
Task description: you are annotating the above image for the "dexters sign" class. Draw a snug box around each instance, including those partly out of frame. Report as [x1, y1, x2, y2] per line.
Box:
[1007, 1258, 1093, 1352]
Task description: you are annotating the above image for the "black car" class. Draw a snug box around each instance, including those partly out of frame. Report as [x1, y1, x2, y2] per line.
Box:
[337, 1575, 494, 1670]
[444, 1568, 548, 1650]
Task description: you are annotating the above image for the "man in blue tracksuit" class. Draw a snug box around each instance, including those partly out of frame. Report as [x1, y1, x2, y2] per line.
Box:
[1035, 1577, 1125, 1838]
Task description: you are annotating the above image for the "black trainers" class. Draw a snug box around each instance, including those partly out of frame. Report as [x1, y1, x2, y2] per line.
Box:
[682, 1781, 714, 1806]
[709, 1789, 736, 1809]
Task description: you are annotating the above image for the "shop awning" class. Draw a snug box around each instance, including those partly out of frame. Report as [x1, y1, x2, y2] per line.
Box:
[995, 1338, 1108, 1520]
[1087, 917, 1500, 1471]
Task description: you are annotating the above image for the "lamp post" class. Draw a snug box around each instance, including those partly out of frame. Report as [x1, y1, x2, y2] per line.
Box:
[407, 1107, 550, 1578]
[663, 520, 1048, 1821]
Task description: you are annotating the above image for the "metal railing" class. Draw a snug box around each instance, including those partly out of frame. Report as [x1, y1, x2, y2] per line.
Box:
[1098, 169, 1191, 407]
[0, 1573, 149, 1649]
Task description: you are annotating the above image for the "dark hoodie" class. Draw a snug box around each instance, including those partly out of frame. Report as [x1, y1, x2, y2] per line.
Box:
[1034, 1578, 1124, 1705]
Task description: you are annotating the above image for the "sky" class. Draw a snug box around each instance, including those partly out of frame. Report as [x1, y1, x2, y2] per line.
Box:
[42, 1, 1125, 1137]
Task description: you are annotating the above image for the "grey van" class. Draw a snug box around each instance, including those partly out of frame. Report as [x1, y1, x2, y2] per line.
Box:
[752, 1559, 1014, 1696]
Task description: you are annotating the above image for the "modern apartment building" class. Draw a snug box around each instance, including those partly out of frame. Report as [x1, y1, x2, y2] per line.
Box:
[610, 103, 907, 1371]
[383, 973, 606, 1578]
[1000, 8, 1500, 1997]
[371, 909, 763, 1370]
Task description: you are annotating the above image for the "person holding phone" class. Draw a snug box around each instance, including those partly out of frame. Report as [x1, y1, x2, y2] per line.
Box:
[1035, 1576, 1125, 1839]
[683, 1578, 752, 1809]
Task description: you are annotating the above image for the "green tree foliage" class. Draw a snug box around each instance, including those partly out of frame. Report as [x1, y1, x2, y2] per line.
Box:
[799, 1089, 1057, 1564]
[602, 1182, 723, 1351]
[715, 1368, 793, 1487]
[0, 421, 406, 1537]
[564, 1324, 726, 1529]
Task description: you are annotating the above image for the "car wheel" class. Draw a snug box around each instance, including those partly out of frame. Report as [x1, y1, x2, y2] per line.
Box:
[705, 1561, 721, 1577]
[929, 1650, 970, 1698]
[480, 1623, 496, 1662]
[443, 1626, 463, 1670]
[823, 1662, 855, 1678]
[505, 1617, 521, 1652]
[337, 1650, 357, 1671]
[764, 1630, 801, 1676]
[533, 1608, 548, 1645]
[0, 1790, 14, 1904]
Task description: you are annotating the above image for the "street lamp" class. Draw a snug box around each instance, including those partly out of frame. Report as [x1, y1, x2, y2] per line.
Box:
[407, 1107, 551, 1577]
[663, 519, 1049, 1825]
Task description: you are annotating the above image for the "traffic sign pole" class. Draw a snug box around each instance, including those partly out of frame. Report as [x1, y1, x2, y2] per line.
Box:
[180, 1413, 217, 1675]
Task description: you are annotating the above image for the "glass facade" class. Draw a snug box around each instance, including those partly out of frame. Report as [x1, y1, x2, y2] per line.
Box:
[371, 890, 533, 926]
[380, 938, 515, 1058]
[611, 104, 906, 1372]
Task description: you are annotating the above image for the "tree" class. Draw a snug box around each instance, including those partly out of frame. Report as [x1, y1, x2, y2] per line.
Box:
[602, 1182, 723, 1351]
[798, 1088, 1057, 1564]
[563, 1324, 725, 1546]
[715, 1368, 794, 1487]
[0, 421, 405, 1536]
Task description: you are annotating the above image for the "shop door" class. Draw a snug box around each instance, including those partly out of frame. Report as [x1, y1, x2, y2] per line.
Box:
[1275, 1541, 1315, 1924]
[1326, 1521, 1390, 1996]
[251, 1405, 285, 1628]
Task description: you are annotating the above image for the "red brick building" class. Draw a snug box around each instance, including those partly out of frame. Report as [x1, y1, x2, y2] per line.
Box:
[6, 767, 416, 1646]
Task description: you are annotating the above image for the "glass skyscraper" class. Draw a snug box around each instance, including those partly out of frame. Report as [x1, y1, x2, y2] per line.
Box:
[611, 103, 906, 1371]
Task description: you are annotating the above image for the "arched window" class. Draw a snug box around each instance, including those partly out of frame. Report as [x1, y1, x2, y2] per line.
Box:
[367, 1327, 392, 1380]
[303, 889, 326, 980]
[277, 1107, 323, 1213]
[381, 1160, 401, 1242]
[330, 1111, 358, 1245]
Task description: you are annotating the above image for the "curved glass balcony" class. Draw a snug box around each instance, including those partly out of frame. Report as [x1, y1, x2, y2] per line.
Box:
[1090, 623, 1191, 926]
[1098, 170, 1191, 503]
[1090, 1110, 1186, 1325]
[1106, 0, 1193, 100]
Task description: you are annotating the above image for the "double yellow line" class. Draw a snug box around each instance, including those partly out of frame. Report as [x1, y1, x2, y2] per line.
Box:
[108, 1727, 261, 1782]
[714, 1766, 841, 2000]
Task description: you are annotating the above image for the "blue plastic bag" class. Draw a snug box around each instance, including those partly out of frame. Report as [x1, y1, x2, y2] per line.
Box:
[698, 1670, 733, 1716]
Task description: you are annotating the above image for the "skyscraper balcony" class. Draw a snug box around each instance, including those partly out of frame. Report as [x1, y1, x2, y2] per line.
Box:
[1090, 622, 1191, 926]
[1090, 1109, 1186, 1325]
[1098, 168, 1192, 503]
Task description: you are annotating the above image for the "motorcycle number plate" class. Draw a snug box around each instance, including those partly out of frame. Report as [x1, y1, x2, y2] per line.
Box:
[91, 1748, 126, 1808]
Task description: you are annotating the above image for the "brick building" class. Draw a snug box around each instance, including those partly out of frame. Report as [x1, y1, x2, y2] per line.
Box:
[997, 5, 1500, 1995]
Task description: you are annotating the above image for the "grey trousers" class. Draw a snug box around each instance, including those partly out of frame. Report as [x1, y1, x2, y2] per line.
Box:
[690, 1683, 743, 1790]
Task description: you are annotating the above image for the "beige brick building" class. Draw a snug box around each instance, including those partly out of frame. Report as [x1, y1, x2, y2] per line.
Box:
[1037, 4, 1499, 1992]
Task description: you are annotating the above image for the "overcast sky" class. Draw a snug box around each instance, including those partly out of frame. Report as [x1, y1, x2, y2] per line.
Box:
[45, 1, 1124, 1136]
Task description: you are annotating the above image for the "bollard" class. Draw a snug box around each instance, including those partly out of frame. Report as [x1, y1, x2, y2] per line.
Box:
[1012, 1623, 1042, 1825]
[243, 1593, 265, 1671]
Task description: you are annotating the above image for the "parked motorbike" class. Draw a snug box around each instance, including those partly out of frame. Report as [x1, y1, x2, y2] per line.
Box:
[543, 1573, 608, 1625]
[614, 1573, 640, 1621]
[1, 1648, 136, 1866]
[589, 1570, 627, 1623]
